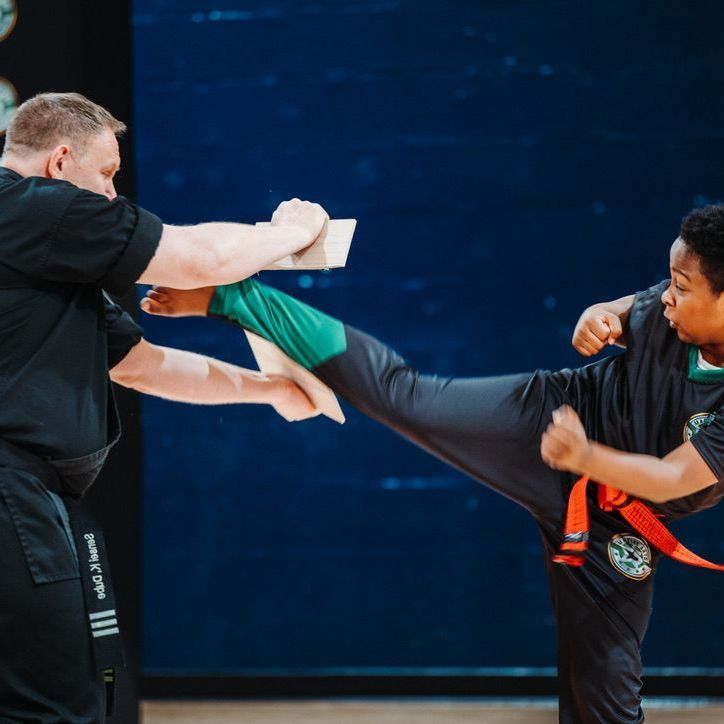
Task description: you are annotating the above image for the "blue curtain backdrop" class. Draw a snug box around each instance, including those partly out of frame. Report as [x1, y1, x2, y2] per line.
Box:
[134, 0, 724, 672]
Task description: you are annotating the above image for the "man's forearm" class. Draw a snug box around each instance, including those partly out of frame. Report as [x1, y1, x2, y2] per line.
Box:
[112, 341, 282, 405]
[138, 222, 313, 289]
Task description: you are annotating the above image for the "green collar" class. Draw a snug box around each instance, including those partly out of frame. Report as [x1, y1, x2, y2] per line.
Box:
[688, 345, 724, 382]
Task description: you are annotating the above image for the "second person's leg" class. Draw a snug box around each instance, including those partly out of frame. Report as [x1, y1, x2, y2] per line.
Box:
[538, 505, 659, 723]
[209, 279, 571, 518]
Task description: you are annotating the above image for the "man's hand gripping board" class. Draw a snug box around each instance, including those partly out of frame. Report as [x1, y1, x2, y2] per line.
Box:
[244, 330, 346, 424]
[259, 219, 356, 271]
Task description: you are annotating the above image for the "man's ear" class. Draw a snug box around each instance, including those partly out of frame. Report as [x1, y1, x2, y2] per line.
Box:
[46, 144, 71, 179]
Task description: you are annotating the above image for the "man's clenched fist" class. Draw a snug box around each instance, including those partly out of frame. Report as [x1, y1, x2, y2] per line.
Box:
[271, 198, 328, 249]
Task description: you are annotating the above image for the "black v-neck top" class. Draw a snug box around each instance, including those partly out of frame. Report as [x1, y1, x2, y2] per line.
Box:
[556, 280, 724, 518]
[0, 167, 161, 464]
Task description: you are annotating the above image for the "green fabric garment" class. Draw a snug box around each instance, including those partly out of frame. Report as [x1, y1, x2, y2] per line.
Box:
[688, 344, 724, 383]
[209, 278, 347, 370]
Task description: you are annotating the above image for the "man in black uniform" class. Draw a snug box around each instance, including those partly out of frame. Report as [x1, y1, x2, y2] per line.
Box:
[0, 91, 326, 722]
[143, 205, 724, 723]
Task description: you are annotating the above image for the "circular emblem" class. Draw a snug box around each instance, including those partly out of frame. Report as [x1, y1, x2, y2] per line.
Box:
[683, 412, 715, 442]
[0, 77, 17, 137]
[608, 534, 652, 580]
[0, 0, 17, 42]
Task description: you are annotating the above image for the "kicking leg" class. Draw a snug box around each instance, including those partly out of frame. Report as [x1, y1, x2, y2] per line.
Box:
[145, 280, 572, 517]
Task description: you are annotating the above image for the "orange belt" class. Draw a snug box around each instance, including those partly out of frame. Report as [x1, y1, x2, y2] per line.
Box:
[553, 476, 724, 571]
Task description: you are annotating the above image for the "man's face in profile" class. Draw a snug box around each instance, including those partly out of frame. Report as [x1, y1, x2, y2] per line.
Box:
[58, 128, 121, 201]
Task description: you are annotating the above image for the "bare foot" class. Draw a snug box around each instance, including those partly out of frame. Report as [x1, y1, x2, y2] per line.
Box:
[140, 286, 216, 317]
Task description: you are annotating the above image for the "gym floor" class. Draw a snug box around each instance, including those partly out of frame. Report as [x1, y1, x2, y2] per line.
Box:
[141, 699, 724, 723]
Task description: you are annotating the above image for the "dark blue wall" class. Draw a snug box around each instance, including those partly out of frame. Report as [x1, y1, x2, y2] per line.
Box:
[134, 0, 724, 673]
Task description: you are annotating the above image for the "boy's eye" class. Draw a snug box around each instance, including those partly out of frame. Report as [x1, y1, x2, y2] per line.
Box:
[675, 284, 686, 292]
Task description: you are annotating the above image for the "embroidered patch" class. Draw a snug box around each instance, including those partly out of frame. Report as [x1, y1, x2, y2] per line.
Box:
[608, 534, 653, 580]
[683, 412, 715, 442]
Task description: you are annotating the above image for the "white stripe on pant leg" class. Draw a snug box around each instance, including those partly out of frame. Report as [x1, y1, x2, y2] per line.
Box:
[89, 609, 116, 621]
[93, 627, 120, 638]
[91, 618, 118, 629]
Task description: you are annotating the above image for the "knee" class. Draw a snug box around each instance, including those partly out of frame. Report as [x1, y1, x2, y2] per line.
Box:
[380, 362, 424, 426]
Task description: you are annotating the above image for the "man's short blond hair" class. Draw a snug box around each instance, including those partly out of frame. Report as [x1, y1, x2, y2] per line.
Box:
[3, 92, 126, 157]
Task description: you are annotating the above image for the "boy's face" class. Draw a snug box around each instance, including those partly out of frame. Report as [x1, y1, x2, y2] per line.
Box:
[661, 238, 724, 345]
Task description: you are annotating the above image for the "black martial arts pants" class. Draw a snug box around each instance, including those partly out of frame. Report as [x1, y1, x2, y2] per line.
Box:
[0, 468, 105, 723]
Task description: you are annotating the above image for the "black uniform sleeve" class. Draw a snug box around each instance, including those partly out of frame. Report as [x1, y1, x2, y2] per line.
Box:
[103, 292, 145, 369]
[690, 409, 724, 482]
[3, 176, 162, 295]
[625, 280, 671, 355]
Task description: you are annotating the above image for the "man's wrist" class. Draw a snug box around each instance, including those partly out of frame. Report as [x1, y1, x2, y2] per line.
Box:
[262, 223, 315, 250]
[263, 375, 295, 408]
[237, 370, 280, 405]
